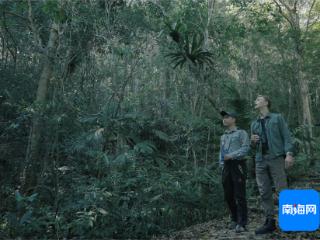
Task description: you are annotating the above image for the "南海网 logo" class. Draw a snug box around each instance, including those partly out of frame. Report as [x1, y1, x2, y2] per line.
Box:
[279, 189, 319, 231]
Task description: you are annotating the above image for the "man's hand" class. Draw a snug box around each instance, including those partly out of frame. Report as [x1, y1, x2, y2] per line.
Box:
[285, 154, 294, 169]
[251, 134, 260, 143]
[224, 155, 232, 161]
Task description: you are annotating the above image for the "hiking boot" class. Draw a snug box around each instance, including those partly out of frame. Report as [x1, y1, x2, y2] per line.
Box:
[255, 218, 276, 234]
[228, 221, 237, 230]
[235, 224, 247, 233]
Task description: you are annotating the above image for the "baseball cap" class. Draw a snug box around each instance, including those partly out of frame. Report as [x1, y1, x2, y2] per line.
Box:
[220, 110, 238, 118]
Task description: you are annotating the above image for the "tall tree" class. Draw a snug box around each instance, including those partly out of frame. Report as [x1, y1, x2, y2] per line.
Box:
[21, 0, 61, 189]
[272, 0, 319, 165]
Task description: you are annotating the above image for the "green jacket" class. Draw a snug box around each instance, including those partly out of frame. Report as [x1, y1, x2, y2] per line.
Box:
[250, 112, 293, 161]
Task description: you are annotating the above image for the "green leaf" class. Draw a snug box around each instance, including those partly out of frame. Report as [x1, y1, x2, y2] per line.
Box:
[134, 141, 157, 154]
[20, 210, 32, 224]
[150, 194, 162, 202]
[15, 191, 23, 202]
[27, 193, 38, 202]
[97, 208, 108, 216]
[114, 153, 127, 164]
[153, 130, 170, 142]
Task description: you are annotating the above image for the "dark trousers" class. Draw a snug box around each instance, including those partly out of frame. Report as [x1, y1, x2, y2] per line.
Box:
[222, 160, 248, 226]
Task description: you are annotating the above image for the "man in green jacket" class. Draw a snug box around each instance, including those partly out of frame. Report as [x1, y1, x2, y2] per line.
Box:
[251, 95, 294, 235]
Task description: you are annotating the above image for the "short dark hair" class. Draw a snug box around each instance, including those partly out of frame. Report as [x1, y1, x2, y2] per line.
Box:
[258, 95, 271, 109]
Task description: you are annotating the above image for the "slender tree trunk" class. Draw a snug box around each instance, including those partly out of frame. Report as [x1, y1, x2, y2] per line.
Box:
[287, 80, 293, 124]
[203, 0, 215, 49]
[205, 127, 210, 167]
[297, 57, 313, 163]
[294, 31, 314, 165]
[24, 22, 59, 190]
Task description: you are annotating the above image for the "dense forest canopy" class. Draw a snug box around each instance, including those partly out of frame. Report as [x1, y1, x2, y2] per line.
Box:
[0, 0, 319, 239]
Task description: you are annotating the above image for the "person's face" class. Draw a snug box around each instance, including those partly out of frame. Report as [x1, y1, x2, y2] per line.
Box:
[223, 115, 236, 127]
[254, 96, 268, 109]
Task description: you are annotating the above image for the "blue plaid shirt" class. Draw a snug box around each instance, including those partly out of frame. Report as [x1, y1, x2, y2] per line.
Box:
[219, 127, 250, 166]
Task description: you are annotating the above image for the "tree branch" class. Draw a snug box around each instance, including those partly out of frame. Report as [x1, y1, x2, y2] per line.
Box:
[205, 95, 220, 114]
[2, 11, 18, 54]
[305, 0, 317, 34]
[273, 0, 295, 29]
[293, 0, 299, 13]
[27, 0, 43, 49]
[3, 11, 28, 21]
[278, 0, 292, 12]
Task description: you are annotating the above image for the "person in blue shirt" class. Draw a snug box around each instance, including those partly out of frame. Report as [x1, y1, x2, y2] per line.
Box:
[219, 110, 250, 233]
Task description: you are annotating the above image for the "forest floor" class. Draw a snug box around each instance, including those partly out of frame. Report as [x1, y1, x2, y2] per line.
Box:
[154, 171, 320, 240]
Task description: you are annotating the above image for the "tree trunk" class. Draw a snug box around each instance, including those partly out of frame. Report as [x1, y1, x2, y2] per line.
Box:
[24, 22, 59, 190]
[294, 30, 314, 165]
[297, 58, 313, 164]
[203, 0, 215, 49]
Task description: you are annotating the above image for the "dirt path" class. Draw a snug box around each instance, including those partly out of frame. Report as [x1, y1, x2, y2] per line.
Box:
[167, 209, 320, 240]
[156, 175, 320, 240]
